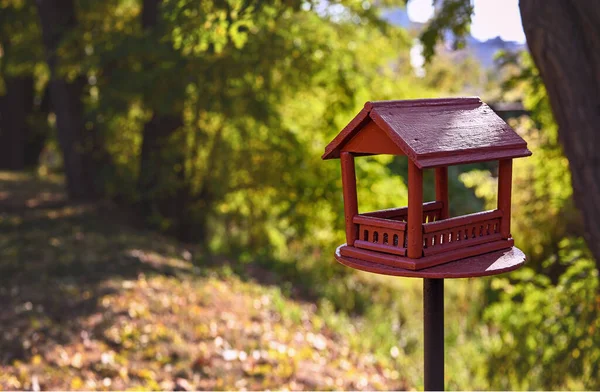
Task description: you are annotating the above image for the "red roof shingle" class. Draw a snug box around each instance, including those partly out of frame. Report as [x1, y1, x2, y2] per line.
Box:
[322, 97, 531, 168]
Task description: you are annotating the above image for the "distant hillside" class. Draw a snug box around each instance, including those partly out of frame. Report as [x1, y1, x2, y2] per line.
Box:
[382, 7, 526, 68]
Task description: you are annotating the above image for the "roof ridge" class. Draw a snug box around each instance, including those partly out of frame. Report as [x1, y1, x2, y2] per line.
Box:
[322, 97, 531, 166]
[365, 97, 481, 110]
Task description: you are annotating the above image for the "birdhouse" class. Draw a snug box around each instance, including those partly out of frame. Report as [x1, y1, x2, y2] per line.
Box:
[323, 97, 531, 271]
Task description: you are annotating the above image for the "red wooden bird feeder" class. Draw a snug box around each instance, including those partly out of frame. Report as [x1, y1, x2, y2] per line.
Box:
[323, 97, 531, 274]
[323, 97, 531, 390]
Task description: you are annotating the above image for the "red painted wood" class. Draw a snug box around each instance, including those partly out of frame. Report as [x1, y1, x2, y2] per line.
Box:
[340, 245, 417, 270]
[362, 201, 443, 219]
[415, 148, 531, 168]
[339, 238, 513, 271]
[322, 97, 532, 167]
[354, 240, 407, 256]
[423, 209, 502, 233]
[322, 107, 370, 160]
[407, 160, 423, 258]
[354, 217, 406, 255]
[335, 245, 525, 279]
[412, 238, 513, 269]
[340, 152, 358, 246]
[423, 233, 503, 256]
[498, 159, 513, 239]
[353, 215, 407, 230]
[435, 167, 449, 219]
[341, 121, 405, 156]
[324, 97, 530, 272]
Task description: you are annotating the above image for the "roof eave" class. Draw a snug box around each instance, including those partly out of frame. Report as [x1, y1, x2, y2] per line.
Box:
[322, 106, 371, 160]
[415, 147, 532, 169]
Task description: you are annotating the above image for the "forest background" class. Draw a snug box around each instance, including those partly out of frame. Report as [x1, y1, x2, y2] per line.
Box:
[0, 0, 598, 389]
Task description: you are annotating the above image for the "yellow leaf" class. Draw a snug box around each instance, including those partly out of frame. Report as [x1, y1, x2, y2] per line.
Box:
[31, 355, 42, 365]
[71, 377, 83, 390]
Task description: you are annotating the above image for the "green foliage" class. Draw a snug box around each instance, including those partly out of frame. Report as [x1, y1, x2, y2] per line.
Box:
[458, 49, 598, 390]
[408, 0, 474, 62]
[53, 0, 424, 249]
[460, 52, 580, 269]
[4, 1, 600, 390]
[484, 239, 600, 390]
[0, 0, 44, 79]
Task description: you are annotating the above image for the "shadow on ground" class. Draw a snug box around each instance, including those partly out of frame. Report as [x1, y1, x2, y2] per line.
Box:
[0, 172, 197, 364]
[0, 172, 405, 391]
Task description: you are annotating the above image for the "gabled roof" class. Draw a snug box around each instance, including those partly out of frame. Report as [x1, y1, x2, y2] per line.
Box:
[322, 97, 531, 168]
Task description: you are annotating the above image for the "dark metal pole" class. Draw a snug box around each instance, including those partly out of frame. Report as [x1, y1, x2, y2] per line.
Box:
[423, 278, 444, 391]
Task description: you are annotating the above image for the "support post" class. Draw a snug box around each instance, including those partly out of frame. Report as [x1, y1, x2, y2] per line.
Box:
[424, 278, 444, 391]
[408, 160, 423, 258]
[497, 159, 513, 239]
[435, 167, 449, 220]
[341, 152, 359, 246]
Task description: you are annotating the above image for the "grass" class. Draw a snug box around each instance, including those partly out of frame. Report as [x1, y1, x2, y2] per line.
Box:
[0, 171, 493, 390]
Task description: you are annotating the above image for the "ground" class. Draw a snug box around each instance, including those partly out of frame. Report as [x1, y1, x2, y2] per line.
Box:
[0, 172, 411, 391]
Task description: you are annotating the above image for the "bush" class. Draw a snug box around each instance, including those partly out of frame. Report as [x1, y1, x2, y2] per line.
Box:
[483, 239, 600, 389]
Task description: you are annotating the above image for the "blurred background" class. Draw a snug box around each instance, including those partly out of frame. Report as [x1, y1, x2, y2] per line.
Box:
[0, 0, 598, 390]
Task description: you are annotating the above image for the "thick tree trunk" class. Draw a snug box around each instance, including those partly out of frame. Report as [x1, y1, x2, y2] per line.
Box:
[0, 77, 34, 170]
[520, 0, 600, 272]
[36, 0, 98, 199]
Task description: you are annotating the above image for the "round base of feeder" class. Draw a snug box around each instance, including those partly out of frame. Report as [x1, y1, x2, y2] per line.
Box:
[334, 245, 525, 279]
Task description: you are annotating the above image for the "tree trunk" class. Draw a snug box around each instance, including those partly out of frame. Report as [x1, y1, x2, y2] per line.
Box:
[520, 0, 600, 272]
[24, 85, 52, 168]
[36, 0, 98, 199]
[0, 76, 34, 170]
[137, 0, 195, 241]
[137, 113, 183, 213]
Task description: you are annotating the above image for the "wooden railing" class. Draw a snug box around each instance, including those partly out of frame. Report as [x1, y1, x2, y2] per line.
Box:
[352, 215, 407, 256]
[421, 210, 503, 256]
[362, 201, 443, 223]
[352, 202, 444, 257]
[353, 204, 504, 259]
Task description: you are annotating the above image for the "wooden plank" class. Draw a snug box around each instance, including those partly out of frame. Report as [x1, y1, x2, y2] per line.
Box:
[414, 239, 514, 270]
[435, 167, 449, 219]
[340, 245, 417, 270]
[407, 160, 423, 258]
[416, 147, 531, 169]
[354, 240, 407, 256]
[342, 121, 405, 156]
[498, 159, 513, 239]
[423, 210, 502, 233]
[335, 245, 526, 279]
[361, 201, 442, 219]
[322, 107, 371, 160]
[341, 152, 358, 246]
[353, 215, 407, 230]
[363, 206, 407, 219]
[370, 101, 530, 166]
[423, 233, 503, 256]
[323, 98, 532, 168]
[341, 239, 514, 271]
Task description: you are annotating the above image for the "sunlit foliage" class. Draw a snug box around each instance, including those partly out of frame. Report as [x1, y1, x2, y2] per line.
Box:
[484, 239, 600, 390]
[460, 52, 580, 270]
[2, 1, 599, 390]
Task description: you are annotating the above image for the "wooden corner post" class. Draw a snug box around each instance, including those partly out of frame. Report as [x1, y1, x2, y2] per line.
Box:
[497, 159, 513, 239]
[435, 167, 449, 220]
[340, 152, 359, 246]
[408, 160, 423, 258]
